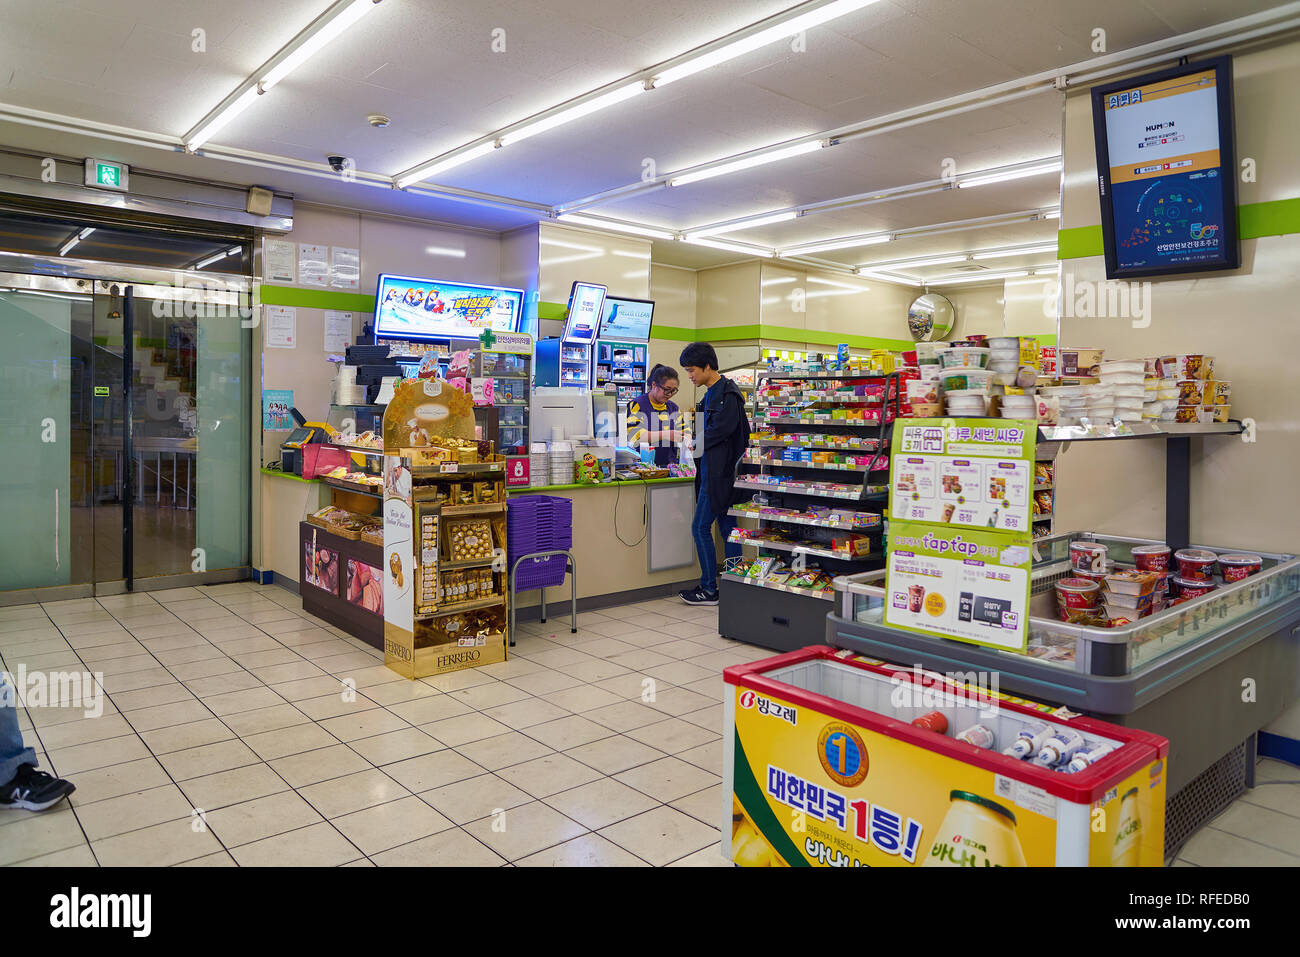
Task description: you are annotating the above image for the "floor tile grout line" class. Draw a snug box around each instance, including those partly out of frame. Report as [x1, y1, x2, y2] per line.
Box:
[1192, 822, 1300, 862]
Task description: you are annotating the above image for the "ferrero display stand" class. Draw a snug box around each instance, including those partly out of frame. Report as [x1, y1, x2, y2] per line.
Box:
[381, 378, 509, 679]
[723, 646, 1168, 867]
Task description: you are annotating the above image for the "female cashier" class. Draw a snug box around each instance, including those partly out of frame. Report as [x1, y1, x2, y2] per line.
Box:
[626, 364, 683, 466]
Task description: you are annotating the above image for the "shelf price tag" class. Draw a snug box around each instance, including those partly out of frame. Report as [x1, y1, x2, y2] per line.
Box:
[440, 463, 459, 473]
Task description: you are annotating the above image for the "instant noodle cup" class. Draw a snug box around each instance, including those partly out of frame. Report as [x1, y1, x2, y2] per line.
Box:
[1056, 577, 1102, 613]
[1218, 553, 1263, 581]
[1175, 548, 1217, 581]
[1131, 544, 1171, 572]
[908, 402, 943, 417]
[1172, 576, 1216, 600]
[1069, 541, 1108, 572]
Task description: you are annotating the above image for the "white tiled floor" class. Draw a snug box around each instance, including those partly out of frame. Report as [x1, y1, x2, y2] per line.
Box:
[0, 582, 1296, 866]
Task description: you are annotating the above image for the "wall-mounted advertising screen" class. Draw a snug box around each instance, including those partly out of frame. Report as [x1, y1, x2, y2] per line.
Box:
[373, 274, 523, 340]
[597, 296, 654, 342]
[562, 281, 606, 344]
[1091, 55, 1240, 279]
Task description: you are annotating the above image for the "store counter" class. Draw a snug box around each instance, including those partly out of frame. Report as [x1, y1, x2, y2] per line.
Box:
[507, 476, 700, 611]
[259, 468, 328, 585]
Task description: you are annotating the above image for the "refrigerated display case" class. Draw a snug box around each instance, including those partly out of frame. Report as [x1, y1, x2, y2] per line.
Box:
[828, 533, 1300, 859]
[592, 339, 647, 403]
[723, 645, 1169, 866]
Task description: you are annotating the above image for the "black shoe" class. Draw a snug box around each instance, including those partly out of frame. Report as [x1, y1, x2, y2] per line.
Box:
[0, 764, 75, 812]
[679, 587, 719, 606]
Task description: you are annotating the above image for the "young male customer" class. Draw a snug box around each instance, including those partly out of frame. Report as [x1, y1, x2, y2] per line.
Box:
[0, 674, 75, 811]
[679, 342, 750, 606]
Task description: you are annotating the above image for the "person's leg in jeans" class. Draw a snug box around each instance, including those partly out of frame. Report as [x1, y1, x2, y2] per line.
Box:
[691, 484, 718, 593]
[1, 675, 36, 782]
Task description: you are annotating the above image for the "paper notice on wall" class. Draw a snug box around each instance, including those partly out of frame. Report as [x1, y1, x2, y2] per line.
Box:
[263, 238, 296, 284]
[298, 243, 329, 287]
[265, 306, 297, 348]
[324, 311, 353, 352]
[330, 246, 360, 289]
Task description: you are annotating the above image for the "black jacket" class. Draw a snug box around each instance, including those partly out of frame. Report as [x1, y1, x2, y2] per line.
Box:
[694, 376, 751, 519]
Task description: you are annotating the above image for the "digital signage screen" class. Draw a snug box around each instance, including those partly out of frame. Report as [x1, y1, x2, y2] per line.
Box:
[1091, 56, 1240, 279]
[597, 296, 654, 342]
[373, 274, 523, 341]
[562, 281, 606, 344]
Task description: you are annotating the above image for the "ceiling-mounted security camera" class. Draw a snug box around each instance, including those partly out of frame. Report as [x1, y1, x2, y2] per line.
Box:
[327, 154, 351, 172]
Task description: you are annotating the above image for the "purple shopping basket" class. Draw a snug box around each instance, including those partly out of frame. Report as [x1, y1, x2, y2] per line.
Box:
[507, 495, 573, 590]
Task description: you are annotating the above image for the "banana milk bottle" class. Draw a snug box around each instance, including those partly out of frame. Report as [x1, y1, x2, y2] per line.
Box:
[1111, 786, 1142, 867]
[923, 790, 1027, 867]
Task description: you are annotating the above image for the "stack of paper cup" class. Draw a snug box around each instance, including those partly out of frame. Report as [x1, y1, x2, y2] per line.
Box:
[529, 443, 549, 487]
[549, 442, 574, 485]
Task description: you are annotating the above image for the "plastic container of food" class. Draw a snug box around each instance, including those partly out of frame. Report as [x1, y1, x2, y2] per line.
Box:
[987, 337, 1020, 351]
[939, 347, 991, 369]
[1000, 396, 1037, 419]
[939, 368, 994, 392]
[1172, 576, 1216, 599]
[1218, 553, 1263, 581]
[908, 402, 943, 417]
[1058, 348, 1104, 377]
[1131, 544, 1171, 572]
[1069, 541, 1108, 572]
[1174, 548, 1218, 581]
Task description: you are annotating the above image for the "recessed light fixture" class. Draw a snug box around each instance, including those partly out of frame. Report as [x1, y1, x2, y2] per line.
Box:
[368, 114, 391, 128]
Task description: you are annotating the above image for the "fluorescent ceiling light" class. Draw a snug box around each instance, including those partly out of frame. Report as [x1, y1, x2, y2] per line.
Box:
[226, 245, 242, 256]
[187, 87, 261, 151]
[195, 251, 227, 269]
[654, 0, 882, 86]
[425, 246, 467, 258]
[856, 269, 920, 287]
[972, 243, 1058, 260]
[1043, 210, 1061, 220]
[957, 161, 1062, 189]
[500, 83, 643, 147]
[929, 270, 1030, 285]
[687, 211, 796, 238]
[260, 0, 379, 91]
[879, 254, 969, 269]
[396, 142, 497, 188]
[683, 237, 774, 258]
[670, 141, 824, 187]
[58, 227, 95, 257]
[556, 214, 675, 240]
[781, 234, 890, 256]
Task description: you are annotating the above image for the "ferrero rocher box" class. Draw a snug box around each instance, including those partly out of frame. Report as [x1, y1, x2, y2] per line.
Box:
[384, 627, 506, 680]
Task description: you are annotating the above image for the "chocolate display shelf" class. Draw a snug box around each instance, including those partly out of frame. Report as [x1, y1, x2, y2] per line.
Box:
[322, 476, 383, 497]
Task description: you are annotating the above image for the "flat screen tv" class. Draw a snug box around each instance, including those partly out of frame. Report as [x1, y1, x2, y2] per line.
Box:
[1091, 55, 1239, 280]
[373, 274, 523, 341]
[597, 296, 654, 342]
[562, 281, 606, 344]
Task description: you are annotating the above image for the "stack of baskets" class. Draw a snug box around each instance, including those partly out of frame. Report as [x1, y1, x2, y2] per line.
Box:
[506, 494, 574, 590]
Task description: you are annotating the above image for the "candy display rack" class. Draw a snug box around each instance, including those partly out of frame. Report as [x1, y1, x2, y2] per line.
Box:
[380, 378, 509, 679]
[719, 363, 898, 651]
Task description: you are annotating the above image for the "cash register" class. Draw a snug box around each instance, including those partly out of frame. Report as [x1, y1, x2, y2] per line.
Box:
[279, 408, 335, 475]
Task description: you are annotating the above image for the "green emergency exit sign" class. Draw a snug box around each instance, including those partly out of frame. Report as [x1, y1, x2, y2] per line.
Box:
[84, 158, 128, 191]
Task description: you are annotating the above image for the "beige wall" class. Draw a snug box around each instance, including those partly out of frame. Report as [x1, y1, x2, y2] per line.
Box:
[1057, 41, 1300, 740]
[696, 261, 760, 330]
[537, 222, 651, 340]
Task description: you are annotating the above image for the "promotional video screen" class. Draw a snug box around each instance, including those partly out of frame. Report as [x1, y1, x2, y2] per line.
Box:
[597, 296, 654, 341]
[1092, 56, 1240, 279]
[562, 281, 606, 343]
[373, 274, 523, 340]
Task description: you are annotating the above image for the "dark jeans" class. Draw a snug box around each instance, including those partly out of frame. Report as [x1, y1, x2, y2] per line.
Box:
[1, 675, 37, 785]
[692, 483, 741, 593]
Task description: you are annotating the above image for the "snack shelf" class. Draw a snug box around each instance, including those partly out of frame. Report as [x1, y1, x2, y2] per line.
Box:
[761, 416, 885, 428]
[440, 502, 508, 517]
[741, 456, 886, 473]
[322, 476, 383, 497]
[439, 556, 500, 570]
[733, 479, 878, 500]
[759, 372, 892, 381]
[759, 393, 887, 405]
[410, 462, 506, 476]
[323, 442, 385, 455]
[1033, 512, 1055, 521]
[720, 571, 834, 601]
[755, 438, 883, 451]
[1037, 420, 1243, 442]
[727, 532, 866, 561]
[727, 508, 881, 532]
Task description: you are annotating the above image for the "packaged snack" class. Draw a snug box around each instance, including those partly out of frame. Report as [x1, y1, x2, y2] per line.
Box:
[446, 519, 494, 562]
[1219, 553, 1262, 581]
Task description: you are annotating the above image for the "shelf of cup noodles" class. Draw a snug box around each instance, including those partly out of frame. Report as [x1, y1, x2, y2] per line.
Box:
[907, 707, 1120, 774]
[900, 341, 1230, 426]
[1053, 541, 1265, 628]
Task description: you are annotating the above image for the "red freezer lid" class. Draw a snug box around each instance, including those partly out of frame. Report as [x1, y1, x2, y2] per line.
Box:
[724, 644, 1169, 805]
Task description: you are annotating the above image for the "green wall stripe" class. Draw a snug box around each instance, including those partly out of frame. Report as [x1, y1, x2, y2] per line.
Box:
[537, 300, 567, 321]
[259, 285, 376, 312]
[1057, 225, 1103, 260]
[1058, 196, 1300, 260]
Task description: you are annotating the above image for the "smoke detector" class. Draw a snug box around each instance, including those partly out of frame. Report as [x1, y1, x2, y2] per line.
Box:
[368, 114, 391, 128]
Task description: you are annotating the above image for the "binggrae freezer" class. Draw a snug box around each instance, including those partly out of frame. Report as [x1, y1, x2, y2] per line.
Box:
[722, 646, 1169, 867]
[825, 532, 1300, 859]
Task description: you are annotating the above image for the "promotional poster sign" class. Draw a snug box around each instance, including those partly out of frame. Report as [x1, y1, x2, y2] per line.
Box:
[886, 419, 1036, 652]
[374, 274, 523, 341]
[729, 677, 1166, 867]
[262, 389, 293, 431]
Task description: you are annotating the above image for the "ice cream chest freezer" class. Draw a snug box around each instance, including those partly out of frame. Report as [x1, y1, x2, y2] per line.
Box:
[826, 532, 1300, 856]
[722, 645, 1169, 867]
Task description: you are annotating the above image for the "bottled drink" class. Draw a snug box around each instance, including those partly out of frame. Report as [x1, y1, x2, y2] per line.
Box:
[1066, 741, 1117, 773]
[956, 724, 996, 749]
[1034, 727, 1085, 767]
[1001, 721, 1052, 760]
[911, 711, 948, 734]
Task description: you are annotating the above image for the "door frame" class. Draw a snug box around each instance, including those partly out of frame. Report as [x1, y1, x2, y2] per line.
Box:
[0, 264, 254, 604]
